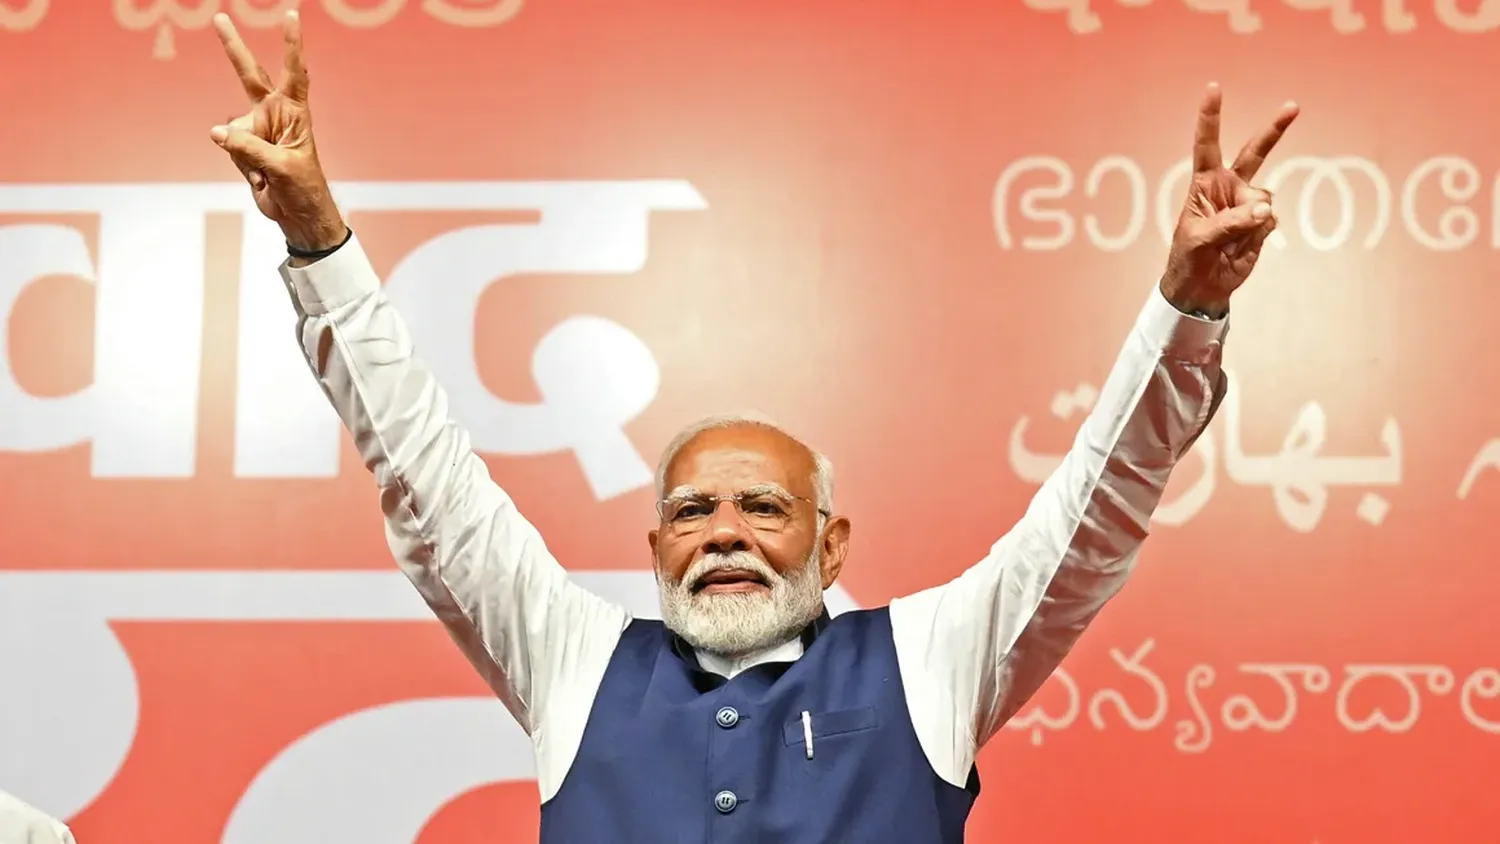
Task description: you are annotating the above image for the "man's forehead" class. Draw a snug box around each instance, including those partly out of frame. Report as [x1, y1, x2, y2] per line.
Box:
[663, 424, 815, 492]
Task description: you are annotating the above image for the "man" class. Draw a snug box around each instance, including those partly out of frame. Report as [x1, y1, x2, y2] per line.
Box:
[207, 12, 1295, 842]
[0, 790, 76, 844]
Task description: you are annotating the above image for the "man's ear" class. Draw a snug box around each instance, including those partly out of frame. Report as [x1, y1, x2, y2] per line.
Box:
[648, 529, 663, 584]
[818, 516, 851, 589]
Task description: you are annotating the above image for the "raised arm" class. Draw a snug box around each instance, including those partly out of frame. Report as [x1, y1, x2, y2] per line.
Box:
[278, 238, 629, 731]
[889, 84, 1299, 787]
[205, 12, 628, 740]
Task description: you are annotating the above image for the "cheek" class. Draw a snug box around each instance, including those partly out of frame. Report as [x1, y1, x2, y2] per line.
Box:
[654, 539, 695, 582]
[760, 535, 816, 576]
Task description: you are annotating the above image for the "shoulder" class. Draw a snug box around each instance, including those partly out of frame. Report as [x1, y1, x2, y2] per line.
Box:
[818, 606, 895, 644]
[618, 617, 668, 648]
[827, 606, 891, 629]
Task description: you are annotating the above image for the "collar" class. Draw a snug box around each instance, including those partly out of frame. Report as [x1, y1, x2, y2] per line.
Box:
[695, 637, 803, 679]
[670, 607, 833, 679]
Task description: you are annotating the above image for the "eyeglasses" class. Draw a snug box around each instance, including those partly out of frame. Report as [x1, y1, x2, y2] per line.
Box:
[656, 487, 830, 535]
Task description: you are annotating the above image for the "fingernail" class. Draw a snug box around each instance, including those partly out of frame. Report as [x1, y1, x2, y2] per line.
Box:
[209, 125, 228, 143]
[1252, 202, 1272, 220]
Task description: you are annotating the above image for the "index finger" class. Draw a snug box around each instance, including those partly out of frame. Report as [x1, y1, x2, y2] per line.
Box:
[1230, 102, 1300, 181]
[1192, 83, 1224, 174]
[213, 13, 273, 102]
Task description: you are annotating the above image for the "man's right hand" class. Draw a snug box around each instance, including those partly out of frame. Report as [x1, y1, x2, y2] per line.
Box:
[209, 10, 347, 254]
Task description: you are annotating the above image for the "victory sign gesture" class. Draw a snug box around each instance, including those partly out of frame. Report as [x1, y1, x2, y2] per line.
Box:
[1160, 84, 1300, 318]
[208, 11, 347, 254]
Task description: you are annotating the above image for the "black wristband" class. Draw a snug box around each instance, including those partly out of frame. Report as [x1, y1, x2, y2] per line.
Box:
[287, 227, 353, 261]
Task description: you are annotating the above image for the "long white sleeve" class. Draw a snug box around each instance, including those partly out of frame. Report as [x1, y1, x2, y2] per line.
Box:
[0, 791, 76, 844]
[889, 286, 1228, 787]
[278, 237, 630, 798]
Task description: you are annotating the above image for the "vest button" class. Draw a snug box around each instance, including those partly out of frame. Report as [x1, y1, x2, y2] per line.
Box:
[713, 790, 738, 814]
[715, 706, 740, 728]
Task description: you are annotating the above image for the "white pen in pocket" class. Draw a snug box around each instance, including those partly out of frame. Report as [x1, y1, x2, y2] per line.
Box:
[801, 710, 814, 760]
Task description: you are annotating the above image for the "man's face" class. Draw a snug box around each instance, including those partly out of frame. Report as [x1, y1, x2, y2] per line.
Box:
[648, 424, 849, 657]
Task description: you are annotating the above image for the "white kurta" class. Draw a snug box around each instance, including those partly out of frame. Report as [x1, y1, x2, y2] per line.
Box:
[0, 791, 76, 844]
[279, 235, 1227, 801]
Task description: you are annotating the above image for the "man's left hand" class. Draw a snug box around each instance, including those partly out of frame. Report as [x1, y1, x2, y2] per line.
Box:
[1160, 83, 1300, 319]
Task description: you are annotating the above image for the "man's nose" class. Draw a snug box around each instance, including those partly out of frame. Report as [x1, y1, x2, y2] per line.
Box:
[700, 501, 752, 555]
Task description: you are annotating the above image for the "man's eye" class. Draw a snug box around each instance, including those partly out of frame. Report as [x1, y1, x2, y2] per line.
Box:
[673, 503, 710, 520]
[742, 498, 787, 515]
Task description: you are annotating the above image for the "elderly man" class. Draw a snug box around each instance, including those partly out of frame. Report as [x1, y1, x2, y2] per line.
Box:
[0, 790, 76, 844]
[207, 12, 1294, 842]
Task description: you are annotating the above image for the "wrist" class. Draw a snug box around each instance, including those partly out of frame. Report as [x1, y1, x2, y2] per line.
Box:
[1159, 276, 1229, 320]
[284, 214, 348, 254]
[1173, 298, 1229, 320]
[287, 226, 353, 269]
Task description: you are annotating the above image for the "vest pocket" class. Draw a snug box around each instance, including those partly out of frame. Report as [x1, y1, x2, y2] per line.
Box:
[781, 706, 880, 746]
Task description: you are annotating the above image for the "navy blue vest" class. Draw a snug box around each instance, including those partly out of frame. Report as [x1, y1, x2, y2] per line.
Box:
[539, 607, 980, 843]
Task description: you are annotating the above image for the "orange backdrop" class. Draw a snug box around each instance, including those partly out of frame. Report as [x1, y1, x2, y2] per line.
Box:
[1, 1, 1497, 842]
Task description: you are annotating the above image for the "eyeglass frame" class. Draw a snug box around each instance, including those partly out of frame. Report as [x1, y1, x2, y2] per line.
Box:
[655, 483, 831, 535]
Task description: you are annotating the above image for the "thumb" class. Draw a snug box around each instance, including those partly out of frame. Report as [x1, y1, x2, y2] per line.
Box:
[1199, 200, 1273, 244]
[210, 124, 279, 171]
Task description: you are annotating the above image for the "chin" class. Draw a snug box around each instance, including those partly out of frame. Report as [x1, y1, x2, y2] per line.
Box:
[674, 598, 816, 657]
[682, 627, 787, 658]
[658, 565, 824, 657]
[673, 604, 769, 650]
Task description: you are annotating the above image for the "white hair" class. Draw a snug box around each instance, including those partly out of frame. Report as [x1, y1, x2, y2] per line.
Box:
[654, 413, 835, 515]
[659, 548, 824, 656]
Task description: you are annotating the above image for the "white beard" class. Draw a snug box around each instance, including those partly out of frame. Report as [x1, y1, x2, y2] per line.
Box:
[657, 547, 825, 657]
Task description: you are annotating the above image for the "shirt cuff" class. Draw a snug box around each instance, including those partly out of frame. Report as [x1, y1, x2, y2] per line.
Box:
[278, 234, 382, 316]
[1134, 286, 1229, 362]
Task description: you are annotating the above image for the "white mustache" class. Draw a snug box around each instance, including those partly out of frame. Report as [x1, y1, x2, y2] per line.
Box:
[681, 551, 781, 591]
